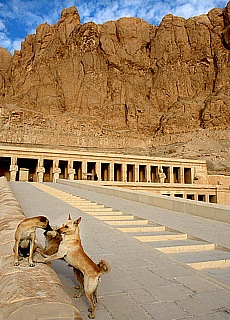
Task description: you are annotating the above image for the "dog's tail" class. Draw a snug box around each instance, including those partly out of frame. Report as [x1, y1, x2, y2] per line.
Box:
[98, 260, 111, 274]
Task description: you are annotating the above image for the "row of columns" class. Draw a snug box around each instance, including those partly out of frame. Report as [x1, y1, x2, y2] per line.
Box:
[9, 157, 74, 182]
[8, 157, 195, 184]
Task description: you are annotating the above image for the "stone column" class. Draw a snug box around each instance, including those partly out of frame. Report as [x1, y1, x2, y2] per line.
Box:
[158, 167, 166, 183]
[95, 162, 101, 181]
[180, 166, 184, 184]
[82, 160, 87, 180]
[156, 166, 160, 183]
[135, 164, 139, 182]
[146, 164, 151, 183]
[37, 158, 45, 182]
[53, 160, 61, 183]
[169, 166, 173, 184]
[37, 167, 45, 182]
[109, 163, 114, 181]
[10, 157, 18, 181]
[122, 163, 126, 182]
[68, 160, 75, 180]
[103, 164, 109, 181]
[191, 167, 195, 184]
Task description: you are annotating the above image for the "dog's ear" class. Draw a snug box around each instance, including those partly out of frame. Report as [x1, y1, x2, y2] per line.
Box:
[74, 217, 81, 225]
[68, 214, 72, 220]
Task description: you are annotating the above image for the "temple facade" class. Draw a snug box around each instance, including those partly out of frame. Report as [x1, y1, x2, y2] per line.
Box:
[0, 144, 229, 205]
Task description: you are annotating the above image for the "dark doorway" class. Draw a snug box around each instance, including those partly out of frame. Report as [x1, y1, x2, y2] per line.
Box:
[87, 162, 96, 180]
[209, 195, 217, 203]
[59, 160, 68, 179]
[114, 163, 122, 181]
[16, 158, 38, 181]
[139, 165, 146, 182]
[44, 160, 53, 182]
[173, 167, 181, 183]
[73, 161, 82, 180]
[101, 163, 110, 181]
[150, 166, 158, 183]
[127, 164, 135, 182]
[0, 157, 11, 180]
[162, 166, 170, 183]
[198, 194, 205, 202]
[187, 194, 195, 200]
[184, 168, 192, 184]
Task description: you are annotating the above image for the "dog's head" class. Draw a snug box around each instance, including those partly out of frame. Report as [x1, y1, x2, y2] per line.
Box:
[43, 226, 60, 238]
[58, 215, 81, 236]
[37, 216, 52, 231]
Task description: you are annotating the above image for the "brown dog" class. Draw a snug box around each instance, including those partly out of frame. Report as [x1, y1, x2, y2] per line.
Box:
[14, 216, 52, 267]
[43, 216, 110, 319]
[42, 227, 63, 255]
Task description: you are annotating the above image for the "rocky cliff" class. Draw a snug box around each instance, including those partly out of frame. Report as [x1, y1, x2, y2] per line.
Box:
[0, 3, 230, 174]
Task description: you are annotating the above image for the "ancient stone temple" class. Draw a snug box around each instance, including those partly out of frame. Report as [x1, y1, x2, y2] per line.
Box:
[0, 144, 229, 205]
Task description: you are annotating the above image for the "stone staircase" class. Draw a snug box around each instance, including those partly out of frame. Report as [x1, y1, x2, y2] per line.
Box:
[33, 182, 230, 286]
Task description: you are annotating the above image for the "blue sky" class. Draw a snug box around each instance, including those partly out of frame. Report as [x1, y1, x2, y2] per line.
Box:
[0, 0, 228, 54]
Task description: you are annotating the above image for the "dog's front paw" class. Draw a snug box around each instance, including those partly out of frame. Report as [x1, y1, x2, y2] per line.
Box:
[29, 262, 35, 267]
[14, 261, 19, 266]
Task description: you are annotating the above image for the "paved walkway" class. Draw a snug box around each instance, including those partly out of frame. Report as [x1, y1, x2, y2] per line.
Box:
[10, 181, 230, 320]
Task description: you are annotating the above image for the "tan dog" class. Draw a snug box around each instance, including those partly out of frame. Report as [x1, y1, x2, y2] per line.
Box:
[14, 216, 52, 267]
[42, 226, 85, 296]
[42, 226, 86, 301]
[43, 216, 110, 319]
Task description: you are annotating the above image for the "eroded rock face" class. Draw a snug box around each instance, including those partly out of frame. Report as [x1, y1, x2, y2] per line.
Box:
[0, 47, 12, 97]
[0, 3, 230, 173]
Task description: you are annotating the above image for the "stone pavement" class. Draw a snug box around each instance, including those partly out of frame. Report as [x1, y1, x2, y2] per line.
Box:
[10, 181, 230, 320]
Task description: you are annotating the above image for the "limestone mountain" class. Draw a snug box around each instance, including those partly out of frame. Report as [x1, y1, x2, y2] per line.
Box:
[0, 3, 230, 174]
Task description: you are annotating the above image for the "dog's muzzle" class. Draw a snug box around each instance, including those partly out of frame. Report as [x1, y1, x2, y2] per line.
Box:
[43, 223, 52, 235]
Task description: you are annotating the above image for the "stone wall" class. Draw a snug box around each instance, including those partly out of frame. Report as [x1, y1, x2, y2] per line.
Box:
[0, 106, 149, 149]
[0, 176, 82, 320]
[59, 179, 230, 222]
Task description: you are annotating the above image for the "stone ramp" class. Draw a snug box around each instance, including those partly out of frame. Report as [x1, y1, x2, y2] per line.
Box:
[0, 177, 82, 320]
[32, 182, 230, 284]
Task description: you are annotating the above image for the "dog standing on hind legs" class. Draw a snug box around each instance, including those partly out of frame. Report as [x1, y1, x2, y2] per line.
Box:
[43, 215, 111, 319]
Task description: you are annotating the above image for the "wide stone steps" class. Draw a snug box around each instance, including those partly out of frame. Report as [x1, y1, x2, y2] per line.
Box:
[87, 211, 124, 216]
[117, 226, 166, 232]
[105, 219, 149, 226]
[134, 232, 188, 242]
[32, 183, 230, 279]
[156, 242, 215, 253]
[170, 250, 230, 270]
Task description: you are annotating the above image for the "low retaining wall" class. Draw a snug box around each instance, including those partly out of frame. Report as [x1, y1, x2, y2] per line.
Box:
[0, 177, 82, 320]
[58, 179, 230, 224]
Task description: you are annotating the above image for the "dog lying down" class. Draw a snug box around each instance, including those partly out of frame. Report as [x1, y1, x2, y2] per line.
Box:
[13, 215, 52, 267]
[42, 216, 110, 319]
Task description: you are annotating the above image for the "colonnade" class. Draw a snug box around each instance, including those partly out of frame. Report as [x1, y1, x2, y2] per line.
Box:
[4, 156, 196, 185]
